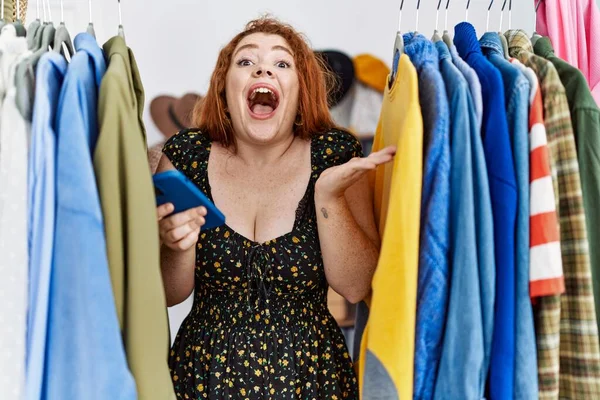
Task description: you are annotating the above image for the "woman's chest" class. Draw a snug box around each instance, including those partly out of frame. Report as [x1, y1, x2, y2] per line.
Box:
[194, 224, 325, 294]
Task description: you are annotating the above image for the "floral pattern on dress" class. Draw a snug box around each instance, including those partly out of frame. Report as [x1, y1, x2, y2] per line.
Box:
[163, 128, 362, 399]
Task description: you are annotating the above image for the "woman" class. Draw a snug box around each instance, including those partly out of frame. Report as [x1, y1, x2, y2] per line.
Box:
[156, 17, 394, 399]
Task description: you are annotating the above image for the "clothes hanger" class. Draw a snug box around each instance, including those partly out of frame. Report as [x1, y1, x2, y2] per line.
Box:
[40, 0, 55, 52]
[531, 0, 543, 45]
[388, 0, 405, 89]
[86, 0, 96, 38]
[465, 0, 471, 24]
[432, 0, 443, 42]
[486, 0, 495, 33]
[27, 0, 42, 49]
[415, 0, 421, 34]
[117, 0, 125, 40]
[12, 0, 27, 37]
[498, 0, 511, 58]
[53, 0, 73, 61]
[442, 0, 453, 48]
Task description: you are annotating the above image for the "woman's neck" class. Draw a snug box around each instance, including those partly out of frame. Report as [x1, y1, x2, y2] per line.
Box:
[231, 133, 297, 168]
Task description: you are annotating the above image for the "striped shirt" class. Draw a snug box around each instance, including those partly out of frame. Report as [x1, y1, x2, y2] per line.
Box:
[511, 59, 565, 298]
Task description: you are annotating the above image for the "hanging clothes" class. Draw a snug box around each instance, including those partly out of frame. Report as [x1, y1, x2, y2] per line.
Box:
[507, 29, 600, 399]
[0, 24, 30, 400]
[433, 40, 494, 400]
[43, 32, 136, 400]
[357, 53, 423, 400]
[94, 35, 175, 400]
[448, 45, 483, 132]
[536, 0, 600, 105]
[402, 33, 450, 400]
[534, 37, 600, 340]
[480, 33, 537, 400]
[25, 51, 67, 400]
[455, 22, 518, 400]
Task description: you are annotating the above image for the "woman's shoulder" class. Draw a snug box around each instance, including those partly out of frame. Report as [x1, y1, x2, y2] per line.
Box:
[311, 128, 364, 168]
[161, 128, 211, 169]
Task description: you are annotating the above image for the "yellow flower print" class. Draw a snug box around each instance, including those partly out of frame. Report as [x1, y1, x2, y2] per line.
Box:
[197, 384, 204, 392]
[255, 369, 262, 377]
[291, 266, 298, 273]
[325, 148, 333, 155]
[191, 161, 198, 169]
[224, 231, 230, 238]
[240, 388, 246, 396]
[292, 236, 300, 243]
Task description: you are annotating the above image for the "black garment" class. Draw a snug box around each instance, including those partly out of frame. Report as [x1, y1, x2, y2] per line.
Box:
[163, 129, 361, 399]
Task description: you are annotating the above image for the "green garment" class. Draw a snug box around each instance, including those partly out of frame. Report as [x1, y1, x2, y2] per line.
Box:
[94, 36, 175, 400]
[535, 37, 600, 337]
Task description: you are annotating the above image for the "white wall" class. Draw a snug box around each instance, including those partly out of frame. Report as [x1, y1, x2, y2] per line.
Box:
[25, 0, 536, 340]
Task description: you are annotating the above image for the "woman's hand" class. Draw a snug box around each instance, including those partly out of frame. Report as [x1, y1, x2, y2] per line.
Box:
[315, 146, 396, 201]
[157, 203, 207, 251]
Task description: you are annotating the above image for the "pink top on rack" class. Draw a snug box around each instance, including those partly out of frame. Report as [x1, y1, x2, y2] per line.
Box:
[536, 0, 600, 105]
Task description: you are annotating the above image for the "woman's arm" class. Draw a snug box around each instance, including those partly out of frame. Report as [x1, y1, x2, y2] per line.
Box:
[316, 175, 380, 304]
[156, 155, 205, 307]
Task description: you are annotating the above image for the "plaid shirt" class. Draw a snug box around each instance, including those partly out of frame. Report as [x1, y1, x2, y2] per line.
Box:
[507, 29, 600, 400]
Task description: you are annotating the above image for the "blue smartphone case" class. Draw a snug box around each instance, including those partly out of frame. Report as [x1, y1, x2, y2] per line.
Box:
[153, 170, 226, 231]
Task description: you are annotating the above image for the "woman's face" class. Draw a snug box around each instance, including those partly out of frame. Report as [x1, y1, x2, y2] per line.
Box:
[225, 33, 300, 144]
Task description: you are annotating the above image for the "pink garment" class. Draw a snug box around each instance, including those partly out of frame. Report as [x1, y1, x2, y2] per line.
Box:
[537, 0, 600, 105]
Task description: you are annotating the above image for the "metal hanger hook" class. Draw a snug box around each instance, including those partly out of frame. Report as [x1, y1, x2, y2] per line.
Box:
[435, 0, 442, 31]
[45, 0, 52, 21]
[118, 0, 123, 26]
[444, 0, 450, 31]
[89, 0, 93, 23]
[499, 0, 507, 32]
[60, 0, 64, 23]
[486, 0, 494, 31]
[398, 0, 405, 31]
[416, 0, 421, 32]
[466, 0, 471, 23]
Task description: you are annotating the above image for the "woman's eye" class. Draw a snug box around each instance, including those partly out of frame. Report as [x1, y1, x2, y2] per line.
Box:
[238, 59, 253, 67]
[276, 61, 291, 68]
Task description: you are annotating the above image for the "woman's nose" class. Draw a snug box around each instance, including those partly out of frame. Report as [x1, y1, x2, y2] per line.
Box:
[254, 67, 274, 78]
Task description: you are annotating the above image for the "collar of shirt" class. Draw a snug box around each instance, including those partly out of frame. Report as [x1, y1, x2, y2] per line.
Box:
[506, 29, 534, 55]
[73, 32, 107, 87]
[479, 32, 505, 57]
[454, 22, 483, 60]
[402, 32, 440, 69]
[435, 40, 452, 63]
[533, 37, 556, 60]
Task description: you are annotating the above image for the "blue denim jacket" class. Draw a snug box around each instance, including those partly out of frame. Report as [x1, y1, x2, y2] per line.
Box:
[481, 32, 538, 400]
[455, 23, 518, 400]
[433, 40, 495, 400]
[403, 33, 451, 400]
[26, 52, 67, 400]
[43, 33, 136, 399]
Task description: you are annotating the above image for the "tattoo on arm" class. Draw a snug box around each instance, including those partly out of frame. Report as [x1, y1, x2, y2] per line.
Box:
[321, 208, 329, 219]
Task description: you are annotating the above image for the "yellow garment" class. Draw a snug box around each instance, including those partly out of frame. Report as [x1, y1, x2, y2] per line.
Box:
[354, 54, 390, 94]
[358, 54, 423, 400]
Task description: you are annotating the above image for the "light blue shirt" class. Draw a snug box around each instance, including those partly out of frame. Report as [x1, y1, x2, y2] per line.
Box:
[449, 44, 483, 133]
[26, 51, 67, 400]
[433, 40, 495, 400]
[43, 33, 136, 400]
[403, 33, 451, 400]
[480, 32, 537, 400]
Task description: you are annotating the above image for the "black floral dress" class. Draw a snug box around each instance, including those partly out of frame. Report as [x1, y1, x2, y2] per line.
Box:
[162, 128, 362, 400]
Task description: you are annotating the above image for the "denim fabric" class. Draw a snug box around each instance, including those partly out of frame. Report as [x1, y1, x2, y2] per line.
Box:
[26, 52, 67, 400]
[449, 44, 483, 132]
[481, 32, 538, 400]
[403, 33, 451, 400]
[455, 22, 518, 400]
[43, 33, 136, 399]
[433, 41, 495, 400]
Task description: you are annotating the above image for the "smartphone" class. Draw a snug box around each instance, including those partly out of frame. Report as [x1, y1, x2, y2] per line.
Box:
[153, 170, 226, 231]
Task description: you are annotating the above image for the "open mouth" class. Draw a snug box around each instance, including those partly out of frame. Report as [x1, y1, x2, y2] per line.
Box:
[246, 84, 280, 119]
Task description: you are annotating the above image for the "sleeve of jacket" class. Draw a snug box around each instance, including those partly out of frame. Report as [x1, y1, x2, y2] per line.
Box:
[95, 56, 176, 400]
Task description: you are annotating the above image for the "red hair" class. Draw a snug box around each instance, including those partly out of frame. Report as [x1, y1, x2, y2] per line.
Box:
[193, 17, 336, 148]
